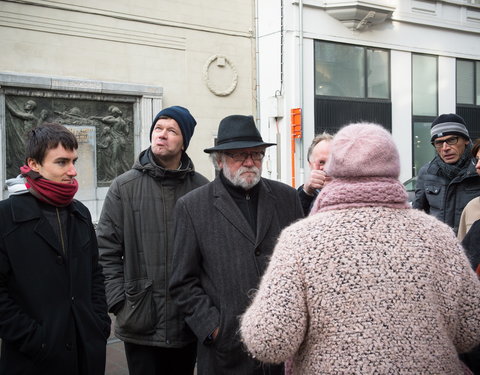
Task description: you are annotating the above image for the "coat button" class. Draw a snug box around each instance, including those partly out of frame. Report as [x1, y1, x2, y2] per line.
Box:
[66, 343, 73, 351]
[56, 255, 64, 265]
[254, 249, 260, 256]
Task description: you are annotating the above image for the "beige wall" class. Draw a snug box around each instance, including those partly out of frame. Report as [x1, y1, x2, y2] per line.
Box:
[0, 0, 257, 180]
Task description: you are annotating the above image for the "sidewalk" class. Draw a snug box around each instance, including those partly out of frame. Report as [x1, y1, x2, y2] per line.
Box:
[106, 337, 129, 375]
[105, 314, 129, 375]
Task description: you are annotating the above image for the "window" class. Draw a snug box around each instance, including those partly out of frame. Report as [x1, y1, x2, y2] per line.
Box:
[412, 54, 438, 116]
[457, 59, 480, 106]
[314, 41, 390, 99]
[412, 119, 436, 176]
[412, 54, 438, 176]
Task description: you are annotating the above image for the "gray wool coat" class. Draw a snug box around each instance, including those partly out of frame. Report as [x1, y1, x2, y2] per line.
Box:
[169, 176, 304, 375]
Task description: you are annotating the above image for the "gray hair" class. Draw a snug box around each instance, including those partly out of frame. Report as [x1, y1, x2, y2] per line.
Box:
[209, 151, 225, 171]
[307, 132, 333, 162]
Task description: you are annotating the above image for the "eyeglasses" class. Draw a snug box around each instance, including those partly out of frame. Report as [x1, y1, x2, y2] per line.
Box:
[224, 151, 265, 162]
[432, 136, 459, 149]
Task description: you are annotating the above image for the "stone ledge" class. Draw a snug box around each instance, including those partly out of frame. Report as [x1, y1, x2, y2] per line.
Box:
[0, 72, 163, 97]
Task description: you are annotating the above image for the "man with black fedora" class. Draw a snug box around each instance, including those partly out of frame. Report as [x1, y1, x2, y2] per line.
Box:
[169, 114, 304, 374]
[97, 106, 208, 375]
[413, 113, 480, 234]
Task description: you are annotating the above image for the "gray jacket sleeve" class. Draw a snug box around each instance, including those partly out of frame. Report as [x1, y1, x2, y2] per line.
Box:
[96, 179, 126, 312]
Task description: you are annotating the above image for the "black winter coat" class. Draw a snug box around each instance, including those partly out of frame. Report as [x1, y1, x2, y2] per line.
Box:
[97, 149, 208, 347]
[169, 176, 304, 374]
[0, 194, 110, 375]
[413, 159, 480, 234]
[462, 218, 480, 272]
[297, 184, 319, 216]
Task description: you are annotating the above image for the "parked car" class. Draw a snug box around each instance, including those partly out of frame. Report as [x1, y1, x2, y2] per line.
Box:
[403, 177, 417, 206]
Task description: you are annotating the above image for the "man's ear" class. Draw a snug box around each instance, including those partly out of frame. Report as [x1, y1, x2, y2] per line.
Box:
[27, 158, 40, 172]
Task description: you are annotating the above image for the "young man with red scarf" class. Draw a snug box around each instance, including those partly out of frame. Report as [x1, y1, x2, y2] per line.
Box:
[0, 123, 110, 375]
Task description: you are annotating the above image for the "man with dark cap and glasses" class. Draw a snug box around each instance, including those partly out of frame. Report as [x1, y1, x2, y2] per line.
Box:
[413, 113, 480, 234]
[169, 115, 304, 375]
[97, 106, 208, 375]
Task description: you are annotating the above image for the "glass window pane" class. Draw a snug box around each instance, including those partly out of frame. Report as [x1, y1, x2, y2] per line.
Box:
[477, 61, 480, 105]
[367, 48, 389, 99]
[413, 121, 436, 176]
[412, 54, 437, 116]
[457, 60, 474, 105]
[315, 41, 364, 98]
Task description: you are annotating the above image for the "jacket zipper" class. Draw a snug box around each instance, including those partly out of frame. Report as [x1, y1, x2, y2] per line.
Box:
[161, 183, 169, 345]
[56, 208, 66, 255]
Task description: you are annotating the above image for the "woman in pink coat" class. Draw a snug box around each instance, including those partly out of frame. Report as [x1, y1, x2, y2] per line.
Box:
[240, 122, 480, 375]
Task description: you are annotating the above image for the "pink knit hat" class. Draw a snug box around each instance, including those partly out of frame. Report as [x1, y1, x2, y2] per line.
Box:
[325, 122, 400, 178]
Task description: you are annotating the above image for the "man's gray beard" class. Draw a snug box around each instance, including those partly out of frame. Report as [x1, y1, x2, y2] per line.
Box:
[222, 164, 261, 190]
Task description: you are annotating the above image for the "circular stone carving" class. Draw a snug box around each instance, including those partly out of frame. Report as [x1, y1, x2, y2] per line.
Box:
[203, 55, 238, 96]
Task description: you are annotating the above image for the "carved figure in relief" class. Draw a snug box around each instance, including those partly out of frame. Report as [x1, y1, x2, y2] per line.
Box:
[97, 126, 116, 182]
[55, 107, 93, 126]
[5, 99, 42, 178]
[91, 106, 130, 177]
[6, 99, 39, 133]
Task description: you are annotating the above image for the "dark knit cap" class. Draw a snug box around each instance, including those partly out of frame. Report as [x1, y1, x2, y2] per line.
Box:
[150, 106, 197, 150]
[430, 113, 469, 142]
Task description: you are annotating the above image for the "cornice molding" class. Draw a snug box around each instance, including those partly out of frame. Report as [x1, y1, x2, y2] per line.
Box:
[2, 0, 253, 39]
[0, 8, 186, 50]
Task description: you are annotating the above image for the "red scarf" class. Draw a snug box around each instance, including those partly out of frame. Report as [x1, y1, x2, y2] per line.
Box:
[20, 165, 79, 207]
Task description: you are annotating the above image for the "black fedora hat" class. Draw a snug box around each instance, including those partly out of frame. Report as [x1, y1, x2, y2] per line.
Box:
[204, 115, 276, 153]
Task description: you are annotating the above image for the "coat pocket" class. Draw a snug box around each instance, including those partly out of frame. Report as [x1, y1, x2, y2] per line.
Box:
[425, 184, 441, 195]
[425, 184, 443, 210]
[116, 279, 156, 334]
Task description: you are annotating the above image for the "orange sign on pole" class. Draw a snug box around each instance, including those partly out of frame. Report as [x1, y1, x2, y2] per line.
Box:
[290, 108, 302, 187]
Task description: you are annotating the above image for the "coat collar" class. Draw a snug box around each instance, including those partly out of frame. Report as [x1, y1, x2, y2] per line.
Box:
[9, 194, 88, 256]
[133, 148, 195, 180]
[212, 176, 275, 245]
[10, 193, 87, 223]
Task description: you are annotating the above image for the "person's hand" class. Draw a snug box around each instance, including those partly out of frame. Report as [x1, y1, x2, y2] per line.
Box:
[212, 327, 219, 340]
[205, 327, 220, 345]
[304, 170, 331, 195]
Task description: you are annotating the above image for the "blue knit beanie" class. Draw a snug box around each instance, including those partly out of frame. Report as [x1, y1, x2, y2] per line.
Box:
[150, 106, 197, 150]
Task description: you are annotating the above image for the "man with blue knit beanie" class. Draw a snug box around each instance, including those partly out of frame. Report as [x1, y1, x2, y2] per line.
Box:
[413, 113, 480, 234]
[149, 105, 197, 150]
[97, 105, 208, 375]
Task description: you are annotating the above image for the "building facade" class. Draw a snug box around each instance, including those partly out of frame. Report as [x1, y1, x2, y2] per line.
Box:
[257, 0, 480, 186]
[2, 0, 480, 215]
[0, 0, 257, 220]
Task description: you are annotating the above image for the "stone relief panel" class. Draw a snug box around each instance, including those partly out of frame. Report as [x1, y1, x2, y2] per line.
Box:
[5, 92, 134, 187]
